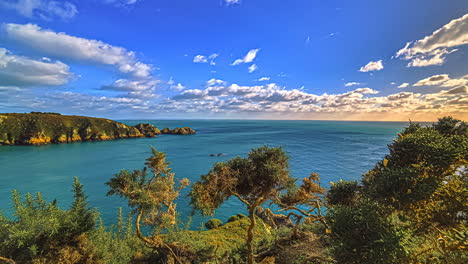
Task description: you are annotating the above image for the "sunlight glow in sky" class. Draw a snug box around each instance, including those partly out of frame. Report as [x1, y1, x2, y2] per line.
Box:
[0, 0, 467, 121]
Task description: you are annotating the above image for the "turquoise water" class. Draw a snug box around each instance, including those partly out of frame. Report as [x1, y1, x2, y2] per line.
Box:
[0, 120, 407, 227]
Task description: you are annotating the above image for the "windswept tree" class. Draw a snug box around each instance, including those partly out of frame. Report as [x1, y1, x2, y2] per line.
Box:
[106, 148, 190, 263]
[275, 172, 325, 235]
[190, 145, 323, 264]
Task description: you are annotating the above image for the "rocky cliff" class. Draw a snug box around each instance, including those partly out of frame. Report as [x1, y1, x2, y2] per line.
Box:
[0, 113, 195, 146]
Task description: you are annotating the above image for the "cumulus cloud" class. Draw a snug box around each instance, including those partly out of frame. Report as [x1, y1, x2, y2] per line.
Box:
[396, 14, 468, 67]
[3, 23, 157, 98]
[248, 64, 258, 73]
[359, 60, 384, 72]
[153, 79, 467, 120]
[345, 82, 361, 87]
[3, 23, 153, 79]
[0, 47, 73, 87]
[398, 83, 410, 88]
[232, 49, 260, 65]
[414, 74, 450, 86]
[414, 74, 468, 89]
[0, 0, 78, 20]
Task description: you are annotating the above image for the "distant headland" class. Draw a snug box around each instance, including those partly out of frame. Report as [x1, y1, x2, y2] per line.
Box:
[0, 112, 195, 146]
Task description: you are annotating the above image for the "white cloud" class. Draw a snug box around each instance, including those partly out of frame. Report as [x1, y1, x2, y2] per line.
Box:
[104, 0, 140, 6]
[398, 83, 410, 88]
[248, 64, 258, 73]
[414, 74, 450, 86]
[193, 55, 207, 63]
[3, 23, 153, 79]
[0, 0, 78, 20]
[232, 49, 260, 65]
[157, 79, 468, 120]
[171, 83, 185, 92]
[206, 78, 227, 87]
[0, 47, 73, 87]
[359, 60, 384, 72]
[3, 23, 158, 99]
[257, 77, 270, 81]
[193, 53, 218, 65]
[396, 14, 468, 67]
[414, 74, 468, 88]
[345, 82, 361, 87]
[208, 53, 218, 65]
[225, 0, 240, 6]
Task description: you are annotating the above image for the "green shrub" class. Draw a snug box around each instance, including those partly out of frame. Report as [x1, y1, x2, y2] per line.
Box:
[205, 218, 223, 229]
[227, 213, 247, 223]
[326, 200, 407, 264]
[0, 178, 95, 262]
[326, 180, 360, 206]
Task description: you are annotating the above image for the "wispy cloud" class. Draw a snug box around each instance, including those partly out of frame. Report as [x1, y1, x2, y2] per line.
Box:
[257, 77, 270, 81]
[395, 14, 468, 67]
[193, 55, 207, 63]
[0, 0, 78, 20]
[359, 60, 384, 72]
[225, 0, 240, 6]
[248, 64, 258, 73]
[345, 82, 361, 87]
[398, 83, 409, 88]
[193, 53, 218, 65]
[232, 49, 260, 65]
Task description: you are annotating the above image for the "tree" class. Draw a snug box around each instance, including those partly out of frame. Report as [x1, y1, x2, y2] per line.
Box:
[68, 176, 95, 237]
[275, 172, 325, 236]
[106, 147, 189, 263]
[190, 146, 298, 264]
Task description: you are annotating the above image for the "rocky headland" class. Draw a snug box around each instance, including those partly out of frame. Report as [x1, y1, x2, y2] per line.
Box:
[0, 112, 195, 146]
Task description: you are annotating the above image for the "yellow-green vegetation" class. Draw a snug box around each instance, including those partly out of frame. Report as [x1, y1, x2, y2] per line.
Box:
[190, 146, 325, 264]
[0, 112, 194, 145]
[165, 216, 274, 263]
[0, 116, 466, 264]
[325, 116, 467, 264]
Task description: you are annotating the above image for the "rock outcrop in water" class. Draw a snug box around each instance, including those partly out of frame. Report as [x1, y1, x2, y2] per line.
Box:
[0, 112, 195, 146]
[161, 127, 196, 135]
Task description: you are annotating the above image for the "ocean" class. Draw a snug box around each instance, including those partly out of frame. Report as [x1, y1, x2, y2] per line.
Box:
[0, 120, 408, 228]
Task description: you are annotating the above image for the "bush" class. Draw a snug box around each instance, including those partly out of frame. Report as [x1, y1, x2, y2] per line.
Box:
[227, 213, 247, 223]
[205, 218, 223, 229]
[326, 180, 360, 206]
[326, 200, 407, 264]
[0, 178, 95, 262]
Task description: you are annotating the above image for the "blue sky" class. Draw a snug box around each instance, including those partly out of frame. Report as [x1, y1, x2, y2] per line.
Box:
[0, 0, 467, 120]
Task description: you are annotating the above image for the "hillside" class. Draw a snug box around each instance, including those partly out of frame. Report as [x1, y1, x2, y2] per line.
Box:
[0, 112, 195, 145]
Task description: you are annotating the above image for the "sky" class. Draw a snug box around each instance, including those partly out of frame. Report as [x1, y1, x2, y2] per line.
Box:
[0, 0, 467, 121]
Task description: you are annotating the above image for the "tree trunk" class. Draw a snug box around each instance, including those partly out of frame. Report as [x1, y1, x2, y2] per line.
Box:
[247, 206, 256, 264]
[135, 210, 182, 264]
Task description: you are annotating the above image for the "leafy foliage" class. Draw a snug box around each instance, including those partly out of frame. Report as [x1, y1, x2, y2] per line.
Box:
[0, 178, 95, 262]
[326, 200, 407, 264]
[326, 180, 360, 206]
[106, 147, 190, 262]
[205, 218, 223, 230]
[190, 145, 325, 264]
[326, 116, 468, 264]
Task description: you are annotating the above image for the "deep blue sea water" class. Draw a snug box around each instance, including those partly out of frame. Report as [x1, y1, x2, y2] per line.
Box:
[0, 120, 408, 228]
